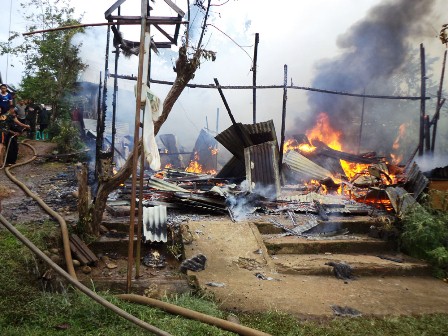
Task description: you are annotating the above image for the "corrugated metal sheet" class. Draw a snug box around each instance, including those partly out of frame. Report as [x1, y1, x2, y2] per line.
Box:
[190, 129, 218, 172]
[385, 186, 416, 217]
[404, 162, 429, 199]
[244, 141, 281, 198]
[147, 177, 189, 192]
[215, 155, 245, 179]
[278, 192, 347, 205]
[215, 120, 278, 160]
[283, 151, 334, 181]
[143, 205, 167, 242]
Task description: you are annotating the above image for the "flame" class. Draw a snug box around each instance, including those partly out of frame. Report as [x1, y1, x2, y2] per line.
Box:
[210, 146, 218, 155]
[164, 163, 173, 169]
[186, 160, 203, 173]
[390, 123, 407, 164]
[340, 160, 370, 180]
[306, 112, 342, 151]
[283, 139, 316, 153]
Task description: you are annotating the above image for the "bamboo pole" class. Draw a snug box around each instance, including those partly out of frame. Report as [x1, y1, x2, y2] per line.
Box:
[127, 0, 148, 293]
[22, 20, 188, 36]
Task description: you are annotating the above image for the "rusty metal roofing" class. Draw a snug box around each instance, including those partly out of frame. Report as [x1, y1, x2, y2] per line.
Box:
[404, 162, 429, 199]
[385, 187, 416, 217]
[283, 150, 334, 181]
[147, 176, 189, 192]
[143, 205, 167, 243]
[244, 141, 281, 198]
[215, 120, 278, 160]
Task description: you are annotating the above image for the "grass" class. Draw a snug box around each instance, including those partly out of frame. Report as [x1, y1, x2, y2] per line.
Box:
[1, 222, 448, 335]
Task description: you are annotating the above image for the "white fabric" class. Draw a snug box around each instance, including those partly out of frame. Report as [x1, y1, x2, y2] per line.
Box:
[135, 84, 162, 171]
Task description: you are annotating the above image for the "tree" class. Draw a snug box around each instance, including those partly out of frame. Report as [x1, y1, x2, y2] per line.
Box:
[0, 0, 86, 120]
[78, 0, 216, 235]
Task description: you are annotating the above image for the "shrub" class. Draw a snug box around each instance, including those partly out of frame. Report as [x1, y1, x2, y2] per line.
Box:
[51, 119, 84, 154]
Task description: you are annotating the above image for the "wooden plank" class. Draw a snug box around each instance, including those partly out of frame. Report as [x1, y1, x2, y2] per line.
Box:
[69, 241, 89, 265]
[153, 24, 175, 44]
[163, 0, 185, 17]
[104, 0, 128, 19]
[70, 234, 99, 265]
[109, 16, 183, 25]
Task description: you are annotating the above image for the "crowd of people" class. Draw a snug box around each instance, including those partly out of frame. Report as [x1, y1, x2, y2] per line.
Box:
[0, 83, 50, 167]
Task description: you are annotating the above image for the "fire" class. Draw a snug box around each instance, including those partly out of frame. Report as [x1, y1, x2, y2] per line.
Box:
[390, 123, 407, 164]
[283, 139, 316, 153]
[340, 160, 370, 180]
[209, 146, 218, 155]
[164, 163, 173, 169]
[186, 160, 203, 173]
[306, 112, 342, 151]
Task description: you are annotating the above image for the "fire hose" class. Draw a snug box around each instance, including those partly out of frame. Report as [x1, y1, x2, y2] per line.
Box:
[1, 140, 272, 336]
[0, 133, 16, 169]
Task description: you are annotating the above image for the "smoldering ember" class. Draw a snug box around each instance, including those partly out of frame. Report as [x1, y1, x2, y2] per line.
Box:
[1, 0, 448, 333]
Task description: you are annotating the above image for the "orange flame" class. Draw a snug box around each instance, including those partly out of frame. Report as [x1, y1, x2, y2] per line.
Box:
[390, 123, 407, 164]
[306, 112, 342, 151]
[186, 160, 203, 173]
[210, 146, 218, 155]
[164, 163, 173, 169]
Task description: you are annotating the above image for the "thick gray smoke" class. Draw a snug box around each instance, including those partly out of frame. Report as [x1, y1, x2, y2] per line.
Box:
[303, 0, 436, 154]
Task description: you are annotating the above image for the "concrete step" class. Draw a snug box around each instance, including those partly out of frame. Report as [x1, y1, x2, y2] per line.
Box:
[263, 234, 396, 255]
[254, 215, 379, 235]
[271, 253, 431, 277]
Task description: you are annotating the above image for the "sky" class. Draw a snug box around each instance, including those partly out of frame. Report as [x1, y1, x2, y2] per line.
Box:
[1, 0, 447, 159]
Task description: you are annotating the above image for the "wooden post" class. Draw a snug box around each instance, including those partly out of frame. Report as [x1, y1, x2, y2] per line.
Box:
[252, 33, 259, 124]
[127, 0, 148, 293]
[424, 115, 431, 152]
[357, 88, 366, 154]
[278, 64, 288, 174]
[431, 49, 447, 152]
[418, 43, 426, 156]
[111, 6, 121, 163]
[95, 72, 103, 180]
[135, 18, 152, 279]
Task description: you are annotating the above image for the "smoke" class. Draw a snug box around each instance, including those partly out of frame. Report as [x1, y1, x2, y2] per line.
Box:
[302, 0, 437, 153]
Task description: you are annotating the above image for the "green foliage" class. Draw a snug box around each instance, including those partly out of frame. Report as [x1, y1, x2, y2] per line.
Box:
[0, 0, 87, 122]
[400, 204, 448, 276]
[51, 119, 84, 154]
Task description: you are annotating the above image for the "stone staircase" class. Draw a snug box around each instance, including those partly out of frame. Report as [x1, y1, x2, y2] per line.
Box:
[254, 215, 431, 278]
[74, 215, 190, 297]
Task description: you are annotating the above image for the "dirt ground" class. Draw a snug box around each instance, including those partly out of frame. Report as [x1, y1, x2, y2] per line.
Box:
[2, 140, 448, 319]
[183, 220, 448, 318]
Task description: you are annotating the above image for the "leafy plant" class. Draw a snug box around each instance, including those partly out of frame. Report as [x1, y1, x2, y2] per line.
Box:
[400, 203, 448, 276]
[51, 119, 84, 154]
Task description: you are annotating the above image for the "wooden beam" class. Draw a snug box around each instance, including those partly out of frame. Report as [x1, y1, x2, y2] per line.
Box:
[163, 0, 185, 17]
[104, 0, 127, 19]
[153, 24, 175, 44]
